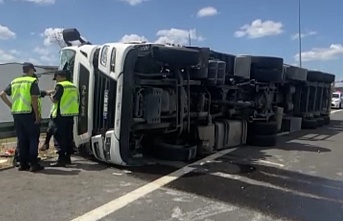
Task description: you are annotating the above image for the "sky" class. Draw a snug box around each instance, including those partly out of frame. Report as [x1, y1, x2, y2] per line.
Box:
[0, 0, 342, 79]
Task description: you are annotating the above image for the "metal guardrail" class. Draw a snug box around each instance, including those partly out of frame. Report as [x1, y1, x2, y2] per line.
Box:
[0, 119, 50, 140]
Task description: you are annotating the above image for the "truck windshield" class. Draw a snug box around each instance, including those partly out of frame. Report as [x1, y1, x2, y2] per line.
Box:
[59, 49, 76, 74]
[332, 93, 339, 98]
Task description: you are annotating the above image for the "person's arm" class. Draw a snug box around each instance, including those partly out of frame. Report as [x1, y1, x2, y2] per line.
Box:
[0, 84, 12, 109]
[50, 85, 63, 103]
[40, 90, 48, 98]
[45, 90, 55, 96]
[30, 80, 41, 120]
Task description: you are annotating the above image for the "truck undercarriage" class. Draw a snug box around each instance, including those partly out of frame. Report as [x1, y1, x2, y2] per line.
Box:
[59, 28, 335, 166]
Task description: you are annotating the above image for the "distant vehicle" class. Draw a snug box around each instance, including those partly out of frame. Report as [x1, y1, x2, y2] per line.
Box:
[332, 91, 342, 109]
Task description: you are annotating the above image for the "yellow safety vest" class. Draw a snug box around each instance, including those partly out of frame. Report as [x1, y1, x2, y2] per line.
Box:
[10, 76, 36, 114]
[51, 81, 79, 118]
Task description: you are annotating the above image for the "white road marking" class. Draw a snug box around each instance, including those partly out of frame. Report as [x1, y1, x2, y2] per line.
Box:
[254, 159, 285, 168]
[224, 155, 285, 168]
[276, 131, 290, 137]
[212, 172, 343, 204]
[331, 109, 343, 114]
[70, 148, 237, 221]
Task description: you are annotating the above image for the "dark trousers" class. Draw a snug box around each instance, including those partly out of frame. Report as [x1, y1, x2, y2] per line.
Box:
[14, 130, 40, 161]
[44, 120, 55, 145]
[53, 116, 74, 160]
[13, 114, 40, 165]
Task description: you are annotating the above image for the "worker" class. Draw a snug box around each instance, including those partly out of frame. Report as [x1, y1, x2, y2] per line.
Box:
[49, 70, 79, 166]
[40, 70, 72, 152]
[13, 73, 51, 166]
[0, 62, 44, 172]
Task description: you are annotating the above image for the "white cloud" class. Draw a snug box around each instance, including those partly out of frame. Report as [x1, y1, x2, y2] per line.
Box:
[294, 44, 343, 62]
[119, 0, 147, 6]
[33, 46, 58, 65]
[119, 34, 148, 43]
[41, 27, 64, 46]
[119, 28, 204, 46]
[234, 19, 284, 39]
[197, 6, 218, 18]
[0, 24, 16, 40]
[9, 49, 20, 55]
[20, 0, 56, 4]
[155, 28, 204, 45]
[0, 49, 16, 63]
[291, 31, 317, 40]
[0, 47, 57, 65]
[34, 46, 50, 55]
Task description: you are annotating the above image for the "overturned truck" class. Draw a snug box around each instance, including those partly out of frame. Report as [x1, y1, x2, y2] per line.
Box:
[59, 29, 335, 166]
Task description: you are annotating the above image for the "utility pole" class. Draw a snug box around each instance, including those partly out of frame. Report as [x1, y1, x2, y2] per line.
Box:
[298, 0, 302, 67]
[188, 31, 192, 46]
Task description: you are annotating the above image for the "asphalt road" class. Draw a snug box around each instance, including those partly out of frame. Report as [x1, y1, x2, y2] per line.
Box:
[1, 111, 343, 221]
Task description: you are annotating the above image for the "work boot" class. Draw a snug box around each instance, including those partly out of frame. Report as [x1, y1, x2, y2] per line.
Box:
[65, 156, 72, 164]
[18, 164, 30, 171]
[50, 154, 67, 167]
[50, 160, 66, 167]
[39, 143, 49, 151]
[30, 163, 44, 172]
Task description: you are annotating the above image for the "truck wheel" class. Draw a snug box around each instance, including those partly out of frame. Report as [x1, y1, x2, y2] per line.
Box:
[322, 116, 330, 125]
[301, 118, 317, 129]
[151, 45, 200, 67]
[251, 121, 278, 136]
[247, 134, 277, 147]
[250, 68, 283, 82]
[322, 73, 335, 83]
[250, 56, 284, 69]
[307, 71, 323, 82]
[250, 56, 283, 82]
[284, 65, 307, 82]
[316, 117, 325, 127]
[153, 141, 198, 162]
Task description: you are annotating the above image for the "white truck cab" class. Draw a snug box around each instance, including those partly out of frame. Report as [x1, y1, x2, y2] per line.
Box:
[331, 91, 343, 109]
[59, 43, 143, 166]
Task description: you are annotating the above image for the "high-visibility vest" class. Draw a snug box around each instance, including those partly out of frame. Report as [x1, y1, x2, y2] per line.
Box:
[10, 76, 36, 114]
[51, 81, 79, 118]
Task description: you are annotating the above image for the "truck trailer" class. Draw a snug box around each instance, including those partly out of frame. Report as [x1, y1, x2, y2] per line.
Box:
[57, 29, 335, 166]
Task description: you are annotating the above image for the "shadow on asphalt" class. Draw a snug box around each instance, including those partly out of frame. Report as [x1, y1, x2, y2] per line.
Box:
[126, 120, 343, 178]
[165, 162, 343, 221]
[220, 119, 343, 165]
[124, 119, 343, 221]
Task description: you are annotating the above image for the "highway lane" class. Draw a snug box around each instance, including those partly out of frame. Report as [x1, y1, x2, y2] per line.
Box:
[1, 110, 343, 221]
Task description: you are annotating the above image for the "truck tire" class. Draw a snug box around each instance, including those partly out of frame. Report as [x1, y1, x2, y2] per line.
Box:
[322, 116, 330, 125]
[247, 134, 277, 147]
[153, 141, 198, 162]
[307, 71, 323, 82]
[322, 73, 335, 83]
[151, 45, 200, 67]
[284, 65, 307, 82]
[316, 117, 325, 127]
[251, 121, 278, 136]
[250, 56, 284, 70]
[250, 68, 284, 82]
[301, 118, 317, 129]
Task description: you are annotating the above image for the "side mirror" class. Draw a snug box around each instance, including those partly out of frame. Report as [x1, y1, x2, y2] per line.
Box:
[62, 28, 91, 46]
